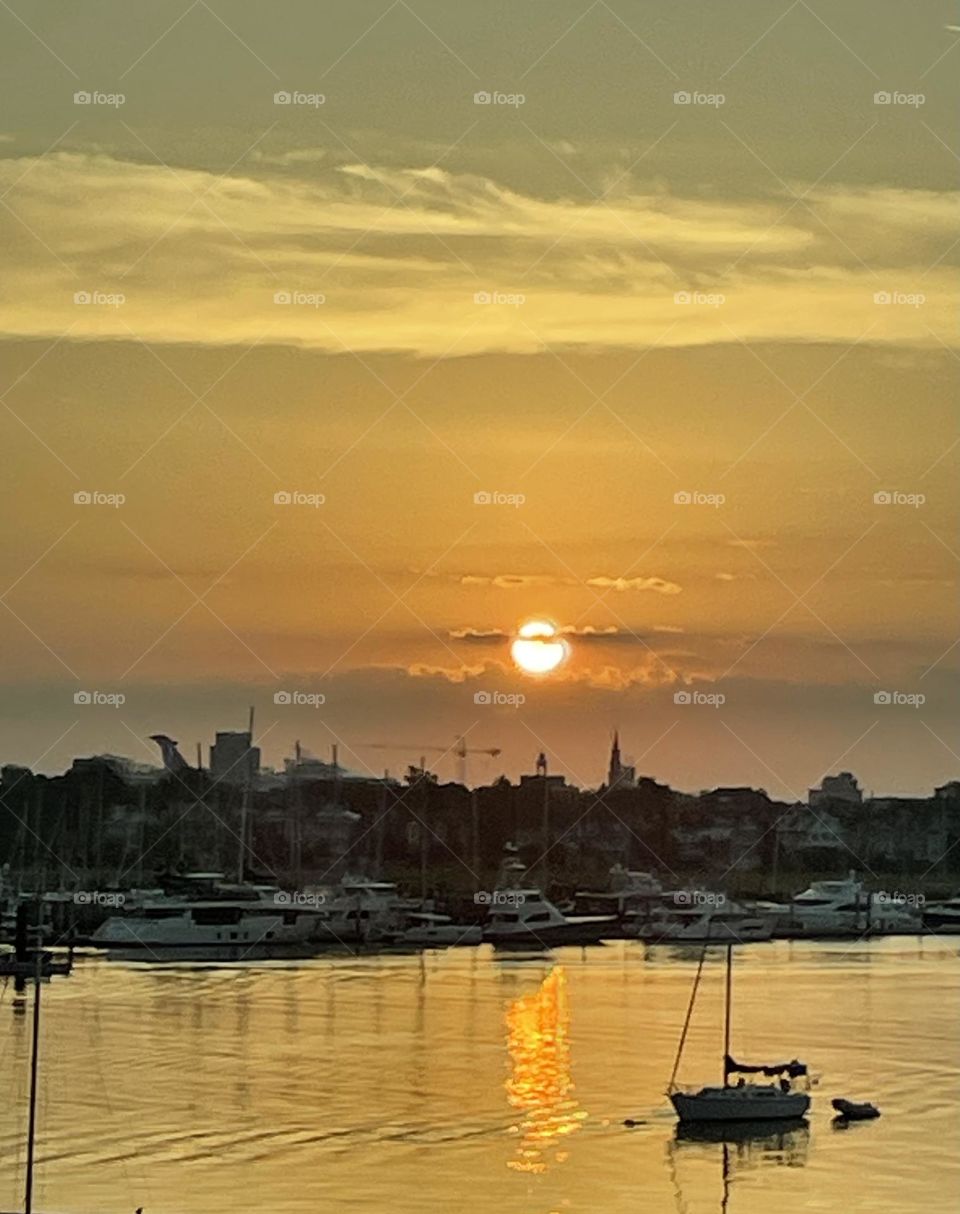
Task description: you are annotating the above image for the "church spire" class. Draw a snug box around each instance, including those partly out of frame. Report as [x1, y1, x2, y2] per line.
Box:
[608, 730, 622, 787]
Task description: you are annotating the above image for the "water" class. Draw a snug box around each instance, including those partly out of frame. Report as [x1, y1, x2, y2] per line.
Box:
[0, 938, 956, 1213]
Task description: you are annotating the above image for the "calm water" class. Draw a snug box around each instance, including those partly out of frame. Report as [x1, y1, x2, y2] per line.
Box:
[0, 938, 956, 1213]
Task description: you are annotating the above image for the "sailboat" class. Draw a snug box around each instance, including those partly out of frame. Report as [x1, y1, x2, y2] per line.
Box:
[668, 943, 811, 1123]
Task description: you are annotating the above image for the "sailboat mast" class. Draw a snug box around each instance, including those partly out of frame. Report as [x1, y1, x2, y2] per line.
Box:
[24, 944, 42, 1214]
[723, 943, 733, 1086]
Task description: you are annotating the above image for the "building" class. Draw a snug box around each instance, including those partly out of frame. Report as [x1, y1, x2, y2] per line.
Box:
[809, 771, 863, 807]
[209, 731, 260, 785]
[607, 731, 636, 789]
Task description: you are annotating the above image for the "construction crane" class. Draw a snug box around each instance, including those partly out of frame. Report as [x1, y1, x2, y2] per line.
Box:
[358, 736, 502, 787]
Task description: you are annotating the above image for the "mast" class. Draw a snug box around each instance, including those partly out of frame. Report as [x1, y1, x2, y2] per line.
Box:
[24, 932, 42, 1214]
[723, 943, 733, 1086]
[236, 706, 254, 884]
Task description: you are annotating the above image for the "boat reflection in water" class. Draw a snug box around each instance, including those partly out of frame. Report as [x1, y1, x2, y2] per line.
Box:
[670, 1119, 809, 1212]
[504, 966, 586, 1174]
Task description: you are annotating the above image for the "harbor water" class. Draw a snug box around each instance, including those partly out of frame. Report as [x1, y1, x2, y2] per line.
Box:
[0, 937, 955, 1213]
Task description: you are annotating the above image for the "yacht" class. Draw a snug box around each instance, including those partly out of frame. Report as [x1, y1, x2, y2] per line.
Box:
[312, 879, 409, 945]
[392, 911, 481, 948]
[92, 894, 323, 957]
[573, 865, 664, 917]
[482, 887, 615, 947]
[625, 899, 773, 943]
[771, 873, 921, 937]
[91, 874, 324, 957]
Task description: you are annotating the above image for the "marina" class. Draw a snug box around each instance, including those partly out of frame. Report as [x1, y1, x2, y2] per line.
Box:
[0, 937, 953, 1214]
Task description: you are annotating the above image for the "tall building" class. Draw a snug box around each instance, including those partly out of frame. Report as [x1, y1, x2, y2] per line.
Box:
[210, 731, 260, 785]
[607, 731, 636, 789]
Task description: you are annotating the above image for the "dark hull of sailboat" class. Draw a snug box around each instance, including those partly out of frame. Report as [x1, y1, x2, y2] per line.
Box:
[671, 1090, 810, 1123]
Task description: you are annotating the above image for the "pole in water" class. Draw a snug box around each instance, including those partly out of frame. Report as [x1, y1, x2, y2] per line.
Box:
[24, 942, 42, 1214]
[723, 942, 733, 1086]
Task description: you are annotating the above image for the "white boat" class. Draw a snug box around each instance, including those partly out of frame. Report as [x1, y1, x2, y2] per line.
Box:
[91, 875, 324, 954]
[482, 887, 615, 947]
[774, 873, 920, 937]
[312, 879, 408, 945]
[625, 900, 773, 943]
[393, 912, 481, 947]
[92, 894, 322, 953]
[668, 944, 811, 1124]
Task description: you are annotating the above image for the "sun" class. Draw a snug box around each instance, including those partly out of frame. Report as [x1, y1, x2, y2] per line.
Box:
[511, 618, 569, 675]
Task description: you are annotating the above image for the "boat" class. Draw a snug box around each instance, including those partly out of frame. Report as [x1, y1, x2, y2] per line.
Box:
[482, 886, 616, 947]
[91, 874, 325, 955]
[573, 865, 664, 916]
[831, 1097, 880, 1120]
[312, 879, 409, 945]
[921, 893, 960, 933]
[392, 911, 481, 947]
[767, 873, 920, 937]
[624, 899, 773, 943]
[668, 943, 811, 1124]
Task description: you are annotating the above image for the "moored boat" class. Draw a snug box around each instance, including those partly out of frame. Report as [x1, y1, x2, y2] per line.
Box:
[667, 943, 811, 1124]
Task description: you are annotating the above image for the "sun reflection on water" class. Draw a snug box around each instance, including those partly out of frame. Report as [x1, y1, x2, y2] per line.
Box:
[504, 966, 586, 1174]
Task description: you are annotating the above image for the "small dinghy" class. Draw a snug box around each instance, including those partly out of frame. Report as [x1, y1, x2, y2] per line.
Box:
[832, 1098, 880, 1120]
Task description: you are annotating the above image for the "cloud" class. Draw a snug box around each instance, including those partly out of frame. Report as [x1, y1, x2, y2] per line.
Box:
[0, 150, 954, 355]
[449, 624, 656, 645]
[586, 575, 682, 594]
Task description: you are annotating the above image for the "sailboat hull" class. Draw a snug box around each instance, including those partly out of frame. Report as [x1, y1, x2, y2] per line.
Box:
[671, 1087, 810, 1123]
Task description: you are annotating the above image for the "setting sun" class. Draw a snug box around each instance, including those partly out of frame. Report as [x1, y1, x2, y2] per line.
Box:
[510, 620, 570, 676]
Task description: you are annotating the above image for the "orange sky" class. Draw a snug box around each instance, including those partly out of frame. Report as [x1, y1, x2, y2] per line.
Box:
[0, 1, 957, 793]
